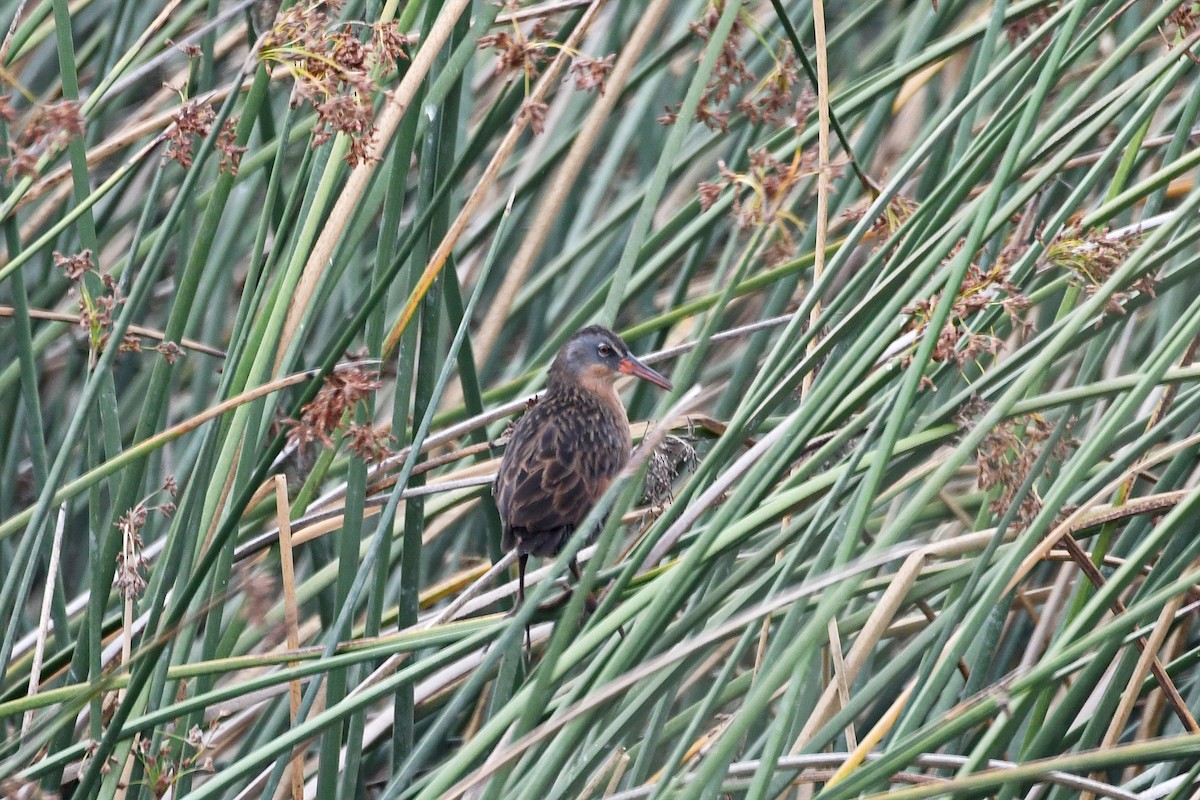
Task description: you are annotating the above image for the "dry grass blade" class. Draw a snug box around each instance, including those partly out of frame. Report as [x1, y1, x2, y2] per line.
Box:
[1056, 533, 1199, 733]
[273, 475, 305, 800]
[21, 505, 64, 737]
[0, 305, 225, 357]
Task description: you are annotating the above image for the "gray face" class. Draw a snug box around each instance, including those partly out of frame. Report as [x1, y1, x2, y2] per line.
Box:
[552, 325, 673, 391]
[562, 327, 628, 375]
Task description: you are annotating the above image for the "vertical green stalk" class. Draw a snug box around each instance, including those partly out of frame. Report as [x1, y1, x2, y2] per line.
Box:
[0, 124, 72, 774]
[65, 58, 266, 794]
[388, 0, 458, 777]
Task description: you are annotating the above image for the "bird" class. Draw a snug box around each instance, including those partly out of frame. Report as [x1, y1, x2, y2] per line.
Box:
[493, 325, 673, 618]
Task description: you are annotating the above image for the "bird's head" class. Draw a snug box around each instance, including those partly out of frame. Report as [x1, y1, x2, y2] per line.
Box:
[550, 325, 673, 392]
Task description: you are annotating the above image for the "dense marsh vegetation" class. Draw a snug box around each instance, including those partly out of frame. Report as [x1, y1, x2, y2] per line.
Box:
[3, 0, 1200, 797]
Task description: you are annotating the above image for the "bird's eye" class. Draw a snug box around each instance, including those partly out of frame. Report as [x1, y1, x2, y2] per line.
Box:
[597, 343, 613, 358]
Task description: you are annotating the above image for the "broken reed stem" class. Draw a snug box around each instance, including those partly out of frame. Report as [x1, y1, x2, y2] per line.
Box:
[827, 616, 857, 750]
[1057, 533, 1198, 733]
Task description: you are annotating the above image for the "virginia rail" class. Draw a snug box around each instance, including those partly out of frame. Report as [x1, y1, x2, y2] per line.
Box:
[494, 326, 672, 616]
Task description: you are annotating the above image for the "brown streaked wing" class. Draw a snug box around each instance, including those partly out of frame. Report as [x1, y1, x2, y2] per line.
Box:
[495, 400, 625, 534]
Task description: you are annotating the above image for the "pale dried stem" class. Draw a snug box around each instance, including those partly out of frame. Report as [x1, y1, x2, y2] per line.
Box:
[120, 529, 135, 692]
[1018, 561, 1075, 673]
[826, 616, 857, 750]
[1086, 561, 1194, 800]
[800, 0, 830, 402]
[273, 475, 305, 800]
[462, 680, 491, 743]
[117, 511, 138, 798]
[676, 640, 736, 699]
[1007, 432, 1200, 590]
[825, 680, 914, 786]
[1056, 533, 1198, 733]
[22, 505, 65, 737]
[0, 305, 225, 356]
[496, 0, 595, 23]
[0, 0, 30, 66]
[1131, 618, 1192, 776]
[601, 748, 630, 796]
[789, 527, 1006, 753]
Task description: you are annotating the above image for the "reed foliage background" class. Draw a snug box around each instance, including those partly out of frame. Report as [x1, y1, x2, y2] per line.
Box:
[3, 0, 1200, 797]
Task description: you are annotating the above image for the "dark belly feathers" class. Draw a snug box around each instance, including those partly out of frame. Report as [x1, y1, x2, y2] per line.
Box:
[494, 386, 631, 557]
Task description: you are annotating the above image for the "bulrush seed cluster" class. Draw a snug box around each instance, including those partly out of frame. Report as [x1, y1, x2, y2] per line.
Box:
[973, 407, 1075, 527]
[163, 97, 247, 174]
[1042, 225, 1154, 317]
[477, 6, 617, 135]
[902, 259, 1031, 384]
[258, 0, 410, 165]
[284, 365, 384, 454]
[0, 99, 84, 180]
[116, 479, 178, 601]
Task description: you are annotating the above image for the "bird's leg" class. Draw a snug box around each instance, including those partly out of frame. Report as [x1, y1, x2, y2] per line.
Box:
[567, 558, 599, 614]
[568, 558, 625, 640]
[518, 553, 531, 652]
[517, 553, 528, 606]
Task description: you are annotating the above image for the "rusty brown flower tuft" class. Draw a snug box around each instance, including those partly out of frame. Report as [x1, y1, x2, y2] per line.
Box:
[739, 50, 814, 131]
[700, 150, 815, 231]
[478, 19, 556, 83]
[569, 54, 615, 94]
[902, 256, 1031, 383]
[974, 409, 1074, 527]
[215, 116, 247, 174]
[54, 249, 95, 281]
[156, 341, 186, 364]
[346, 423, 394, 462]
[1005, 8, 1054, 56]
[115, 483, 176, 600]
[1042, 224, 1149, 317]
[260, 2, 410, 166]
[74, 269, 155, 356]
[167, 38, 203, 59]
[165, 99, 217, 169]
[131, 720, 217, 798]
[2, 101, 84, 179]
[518, 98, 549, 135]
[285, 367, 383, 450]
[660, 1, 755, 132]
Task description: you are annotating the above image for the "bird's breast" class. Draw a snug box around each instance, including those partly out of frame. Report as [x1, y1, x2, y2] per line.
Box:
[494, 383, 634, 542]
[552, 388, 628, 470]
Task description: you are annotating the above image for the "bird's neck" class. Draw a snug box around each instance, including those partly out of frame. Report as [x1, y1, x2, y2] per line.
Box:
[548, 370, 625, 419]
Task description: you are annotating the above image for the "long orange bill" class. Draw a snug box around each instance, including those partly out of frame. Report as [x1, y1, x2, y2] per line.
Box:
[619, 356, 672, 390]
